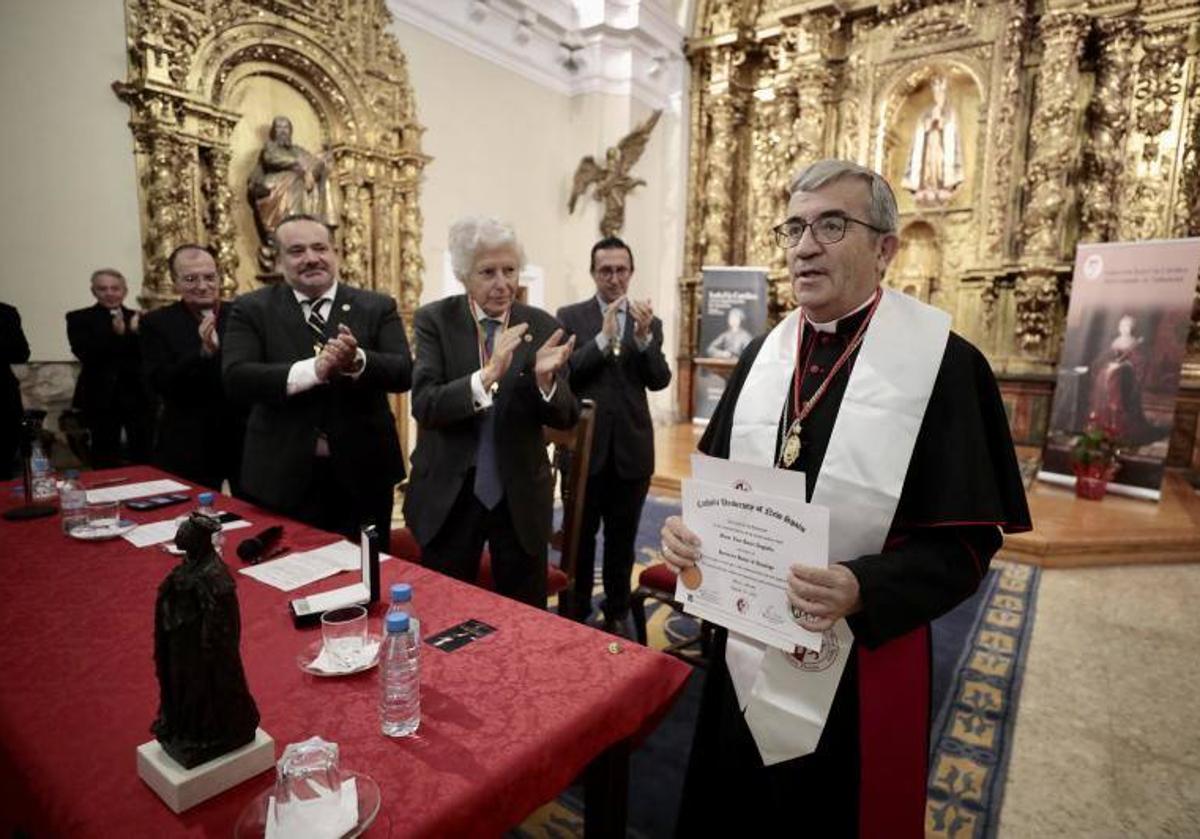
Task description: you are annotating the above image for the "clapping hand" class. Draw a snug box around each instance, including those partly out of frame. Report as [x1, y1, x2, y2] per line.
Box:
[534, 328, 575, 392]
[602, 297, 623, 342]
[629, 299, 653, 341]
[315, 324, 360, 381]
[481, 322, 528, 391]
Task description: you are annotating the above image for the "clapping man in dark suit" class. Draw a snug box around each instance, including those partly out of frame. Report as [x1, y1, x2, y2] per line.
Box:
[557, 236, 671, 634]
[222, 215, 412, 551]
[66, 269, 153, 466]
[404, 216, 578, 608]
[140, 245, 245, 492]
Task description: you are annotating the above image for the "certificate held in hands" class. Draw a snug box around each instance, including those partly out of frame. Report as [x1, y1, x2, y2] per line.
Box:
[677, 456, 829, 653]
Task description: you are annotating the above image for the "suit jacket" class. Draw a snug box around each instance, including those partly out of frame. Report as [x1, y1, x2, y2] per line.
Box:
[556, 298, 672, 479]
[140, 301, 245, 488]
[221, 282, 412, 511]
[404, 296, 579, 557]
[66, 303, 147, 418]
[1, 303, 30, 467]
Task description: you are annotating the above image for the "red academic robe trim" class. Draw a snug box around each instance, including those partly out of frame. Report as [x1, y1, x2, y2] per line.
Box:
[858, 623, 930, 839]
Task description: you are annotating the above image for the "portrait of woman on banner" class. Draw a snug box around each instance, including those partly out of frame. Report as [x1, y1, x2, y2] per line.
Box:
[1087, 313, 1172, 449]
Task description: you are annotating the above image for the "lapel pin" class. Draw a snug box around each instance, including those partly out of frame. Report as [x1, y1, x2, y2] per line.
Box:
[523, 334, 532, 342]
[342, 303, 351, 311]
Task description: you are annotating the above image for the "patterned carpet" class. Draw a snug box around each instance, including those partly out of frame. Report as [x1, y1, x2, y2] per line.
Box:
[518, 497, 1040, 838]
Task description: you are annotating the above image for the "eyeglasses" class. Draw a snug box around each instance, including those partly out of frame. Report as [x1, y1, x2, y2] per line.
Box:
[178, 273, 220, 286]
[771, 215, 887, 248]
[594, 266, 631, 280]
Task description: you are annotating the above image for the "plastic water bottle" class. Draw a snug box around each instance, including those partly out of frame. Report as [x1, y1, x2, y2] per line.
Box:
[379, 611, 420, 737]
[387, 583, 420, 646]
[60, 470, 87, 534]
[197, 491, 217, 517]
[30, 440, 57, 502]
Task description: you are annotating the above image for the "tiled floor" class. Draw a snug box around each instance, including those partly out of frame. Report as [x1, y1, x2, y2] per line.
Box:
[998, 563, 1200, 837]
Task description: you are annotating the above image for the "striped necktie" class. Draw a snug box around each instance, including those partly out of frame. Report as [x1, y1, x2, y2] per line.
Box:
[307, 298, 329, 345]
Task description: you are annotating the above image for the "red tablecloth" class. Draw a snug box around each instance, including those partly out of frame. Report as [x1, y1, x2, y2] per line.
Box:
[0, 467, 690, 838]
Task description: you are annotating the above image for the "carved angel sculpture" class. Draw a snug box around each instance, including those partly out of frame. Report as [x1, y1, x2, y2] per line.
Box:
[568, 110, 662, 237]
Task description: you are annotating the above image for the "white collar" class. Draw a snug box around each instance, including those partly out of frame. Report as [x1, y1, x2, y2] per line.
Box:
[805, 292, 876, 334]
[469, 297, 510, 325]
[596, 295, 626, 314]
[293, 279, 338, 308]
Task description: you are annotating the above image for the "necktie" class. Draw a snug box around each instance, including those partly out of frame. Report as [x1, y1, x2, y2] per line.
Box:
[307, 298, 328, 346]
[474, 318, 504, 509]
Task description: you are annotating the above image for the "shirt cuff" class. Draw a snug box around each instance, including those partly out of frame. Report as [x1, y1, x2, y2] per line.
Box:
[286, 358, 322, 395]
[540, 380, 558, 402]
[471, 369, 494, 410]
[594, 332, 611, 353]
[344, 347, 367, 380]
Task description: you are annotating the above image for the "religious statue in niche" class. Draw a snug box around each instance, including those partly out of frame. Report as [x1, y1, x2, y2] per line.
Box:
[568, 110, 662, 237]
[151, 513, 260, 769]
[901, 76, 964, 205]
[247, 116, 339, 275]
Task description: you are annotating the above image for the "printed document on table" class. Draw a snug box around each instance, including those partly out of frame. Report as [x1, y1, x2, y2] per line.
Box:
[85, 479, 189, 503]
[123, 516, 252, 548]
[238, 540, 362, 592]
[677, 477, 828, 652]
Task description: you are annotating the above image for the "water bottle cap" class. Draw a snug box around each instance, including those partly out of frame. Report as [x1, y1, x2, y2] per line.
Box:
[198, 492, 216, 505]
[389, 582, 412, 602]
[386, 611, 410, 633]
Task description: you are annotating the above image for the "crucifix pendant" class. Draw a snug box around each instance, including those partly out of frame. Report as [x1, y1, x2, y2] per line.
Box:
[781, 418, 802, 468]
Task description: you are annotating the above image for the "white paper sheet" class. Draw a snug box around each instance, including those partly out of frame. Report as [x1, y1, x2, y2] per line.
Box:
[238, 541, 361, 592]
[123, 516, 252, 548]
[678, 477, 828, 652]
[85, 479, 189, 503]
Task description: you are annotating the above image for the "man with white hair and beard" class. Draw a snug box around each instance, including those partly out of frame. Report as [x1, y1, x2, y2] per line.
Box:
[660, 160, 1030, 836]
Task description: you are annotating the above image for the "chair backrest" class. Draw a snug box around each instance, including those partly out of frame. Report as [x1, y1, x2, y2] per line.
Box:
[544, 398, 596, 587]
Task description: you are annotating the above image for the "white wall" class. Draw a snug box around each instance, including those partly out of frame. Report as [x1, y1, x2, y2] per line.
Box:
[393, 18, 686, 420]
[0, 0, 143, 361]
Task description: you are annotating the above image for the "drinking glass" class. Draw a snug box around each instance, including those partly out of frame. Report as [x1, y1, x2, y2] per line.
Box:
[320, 605, 368, 669]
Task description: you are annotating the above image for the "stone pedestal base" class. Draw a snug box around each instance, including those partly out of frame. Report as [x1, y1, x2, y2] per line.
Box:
[136, 728, 275, 813]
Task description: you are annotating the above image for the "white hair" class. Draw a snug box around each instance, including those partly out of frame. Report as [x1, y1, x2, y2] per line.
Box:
[447, 216, 525, 282]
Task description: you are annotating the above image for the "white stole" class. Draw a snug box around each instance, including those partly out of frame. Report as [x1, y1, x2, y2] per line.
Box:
[726, 288, 950, 765]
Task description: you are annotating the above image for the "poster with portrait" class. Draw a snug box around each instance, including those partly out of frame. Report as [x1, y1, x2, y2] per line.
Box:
[693, 267, 769, 422]
[1039, 238, 1200, 500]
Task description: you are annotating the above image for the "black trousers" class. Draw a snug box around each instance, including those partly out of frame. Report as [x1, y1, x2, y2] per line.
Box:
[288, 457, 395, 555]
[87, 400, 151, 468]
[421, 475, 547, 609]
[570, 460, 650, 622]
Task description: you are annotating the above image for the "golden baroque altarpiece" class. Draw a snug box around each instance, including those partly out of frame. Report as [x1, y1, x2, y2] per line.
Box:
[681, 0, 1200, 463]
[113, 0, 429, 313]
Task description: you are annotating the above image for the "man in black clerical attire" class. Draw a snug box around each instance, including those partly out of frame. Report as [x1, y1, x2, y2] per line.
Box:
[557, 236, 671, 634]
[1, 302, 31, 479]
[660, 160, 1030, 837]
[140, 245, 245, 492]
[66, 269, 153, 467]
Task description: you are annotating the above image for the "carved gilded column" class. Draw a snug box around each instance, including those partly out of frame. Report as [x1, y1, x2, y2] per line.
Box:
[1116, 23, 1190, 241]
[1078, 19, 1138, 243]
[1020, 11, 1088, 262]
[140, 132, 192, 305]
[201, 145, 239, 296]
[339, 182, 369, 289]
[1015, 10, 1088, 363]
[983, 4, 1028, 261]
[700, 48, 741, 267]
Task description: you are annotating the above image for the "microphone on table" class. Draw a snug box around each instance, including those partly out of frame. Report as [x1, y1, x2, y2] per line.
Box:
[237, 525, 285, 564]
